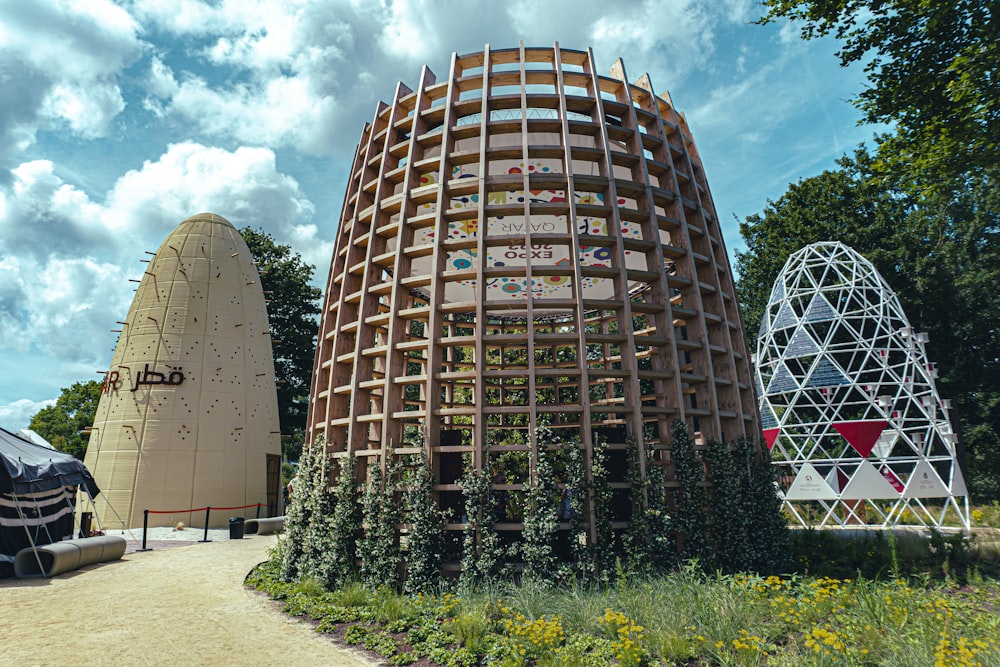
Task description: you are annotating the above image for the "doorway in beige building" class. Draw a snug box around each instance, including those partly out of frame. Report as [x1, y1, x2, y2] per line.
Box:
[266, 454, 281, 517]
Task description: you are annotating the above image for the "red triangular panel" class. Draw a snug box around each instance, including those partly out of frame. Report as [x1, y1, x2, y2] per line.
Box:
[837, 467, 850, 490]
[879, 465, 905, 493]
[833, 420, 888, 457]
[763, 428, 779, 450]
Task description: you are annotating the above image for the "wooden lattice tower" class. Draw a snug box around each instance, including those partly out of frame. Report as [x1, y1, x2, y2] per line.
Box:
[308, 44, 758, 540]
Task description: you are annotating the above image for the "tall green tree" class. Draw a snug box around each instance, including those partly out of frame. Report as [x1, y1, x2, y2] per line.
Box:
[736, 149, 912, 338]
[240, 227, 322, 460]
[759, 0, 998, 191]
[28, 380, 101, 459]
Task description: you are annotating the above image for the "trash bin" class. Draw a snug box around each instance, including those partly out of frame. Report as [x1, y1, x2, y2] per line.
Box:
[228, 517, 245, 540]
[80, 512, 93, 538]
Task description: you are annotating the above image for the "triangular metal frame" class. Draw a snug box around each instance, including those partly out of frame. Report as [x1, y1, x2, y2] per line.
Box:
[755, 242, 969, 530]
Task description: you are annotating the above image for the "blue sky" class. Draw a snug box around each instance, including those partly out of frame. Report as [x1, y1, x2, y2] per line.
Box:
[0, 0, 873, 430]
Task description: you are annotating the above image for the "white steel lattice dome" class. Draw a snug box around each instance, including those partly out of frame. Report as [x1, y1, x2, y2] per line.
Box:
[755, 241, 968, 529]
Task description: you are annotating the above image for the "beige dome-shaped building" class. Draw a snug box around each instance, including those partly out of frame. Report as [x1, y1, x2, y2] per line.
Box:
[85, 213, 282, 528]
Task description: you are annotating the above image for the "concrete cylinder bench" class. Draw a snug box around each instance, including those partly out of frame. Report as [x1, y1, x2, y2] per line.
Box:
[14, 535, 127, 578]
[243, 516, 285, 535]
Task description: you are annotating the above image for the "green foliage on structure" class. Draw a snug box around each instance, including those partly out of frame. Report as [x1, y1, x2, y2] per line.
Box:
[403, 452, 447, 595]
[327, 454, 359, 587]
[284, 422, 788, 591]
[706, 438, 746, 571]
[28, 380, 101, 460]
[281, 440, 359, 589]
[623, 436, 676, 576]
[300, 442, 338, 587]
[458, 463, 502, 587]
[360, 459, 401, 589]
[280, 439, 316, 581]
[588, 435, 616, 582]
[561, 434, 590, 578]
[521, 444, 560, 582]
[704, 436, 791, 573]
[669, 422, 709, 563]
[739, 436, 792, 572]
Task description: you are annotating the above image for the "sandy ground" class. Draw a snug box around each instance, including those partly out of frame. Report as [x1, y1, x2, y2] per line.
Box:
[0, 532, 379, 667]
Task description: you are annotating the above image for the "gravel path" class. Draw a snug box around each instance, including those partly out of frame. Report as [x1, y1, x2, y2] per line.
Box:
[0, 534, 378, 667]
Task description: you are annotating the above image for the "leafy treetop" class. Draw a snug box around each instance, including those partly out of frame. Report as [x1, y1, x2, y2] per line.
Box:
[759, 0, 999, 191]
[240, 227, 322, 458]
[28, 380, 101, 460]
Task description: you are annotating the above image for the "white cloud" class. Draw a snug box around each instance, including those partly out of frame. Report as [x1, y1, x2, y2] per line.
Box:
[131, 0, 396, 155]
[106, 142, 315, 236]
[0, 399, 55, 432]
[146, 56, 180, 97]
[1, 161, 116, 256]
[0, 144, 319, 402]
[0, 0, 142, 163]
[129, 0, 761, 157]
[0, 253, 132, 366]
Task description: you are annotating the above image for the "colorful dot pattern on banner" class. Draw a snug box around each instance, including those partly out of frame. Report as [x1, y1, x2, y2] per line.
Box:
[409, 161, 643, 299]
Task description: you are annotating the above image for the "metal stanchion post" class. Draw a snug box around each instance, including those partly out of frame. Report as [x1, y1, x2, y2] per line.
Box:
[199, 507, 211, 542]
[137, 509, 152, 552]
[256, 503, 262, 519]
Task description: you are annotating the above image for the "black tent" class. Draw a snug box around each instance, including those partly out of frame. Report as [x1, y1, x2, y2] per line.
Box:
[1, 427, 100, 578]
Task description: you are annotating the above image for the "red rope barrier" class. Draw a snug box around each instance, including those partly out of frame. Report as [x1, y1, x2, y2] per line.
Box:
[206, 503, 264, 512]
[146, 507, 209, 514]
[145, 503, 262, 514]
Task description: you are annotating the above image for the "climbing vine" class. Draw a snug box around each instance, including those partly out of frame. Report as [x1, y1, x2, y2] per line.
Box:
[321, 454, 358, 589]
[360, 458, 401, 588]
[737, 436, 790, 572]
[669, 421, 708, 563]
[459, 460, 502, 587]
[280, 437, 317, 581]
[282, 423, 788, 590]
[705, 438, 747, 572]
[589, 434, 615, 581]
[624, 436, 674, 574]
[403, 452, 447, 594]
[522, 441, 560, 582]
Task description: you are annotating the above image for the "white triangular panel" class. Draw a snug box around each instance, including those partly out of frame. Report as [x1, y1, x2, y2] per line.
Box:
[824, 467, 841, 493]
[950, 463, 968, 496]
[840, 460, 900, 500]
[902, 459, 949, 498]
[785, 462, 838, 500]
[872, 429, 898, 459]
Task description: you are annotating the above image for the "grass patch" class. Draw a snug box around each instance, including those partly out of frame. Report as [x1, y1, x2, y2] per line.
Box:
[247, 545, 1000, 666]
